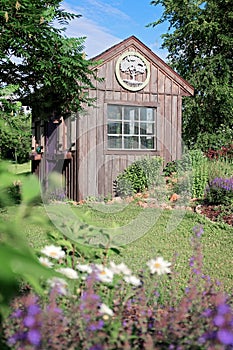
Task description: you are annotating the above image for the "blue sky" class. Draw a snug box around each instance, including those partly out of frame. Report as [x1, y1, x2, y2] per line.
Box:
[62, 0, 169, 60]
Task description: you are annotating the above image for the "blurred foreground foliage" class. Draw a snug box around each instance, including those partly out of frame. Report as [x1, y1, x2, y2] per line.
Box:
[0, 162, 54, 319]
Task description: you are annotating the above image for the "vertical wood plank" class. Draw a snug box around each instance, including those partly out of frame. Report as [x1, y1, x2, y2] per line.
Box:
[165, 76, 172, 94]
[77, 108, 88, 199]
[158, 70, 165, 94]
[150, 65, 158, 94]
[87, 89, 97, 197]
[157, 94, 165, 158]
[171, 95, 178, 161]
[177, 95, 182, 160]
[164, 95, 172, 164]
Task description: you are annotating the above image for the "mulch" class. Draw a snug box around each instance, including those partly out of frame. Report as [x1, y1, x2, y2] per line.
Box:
[197, 204, 233, 226]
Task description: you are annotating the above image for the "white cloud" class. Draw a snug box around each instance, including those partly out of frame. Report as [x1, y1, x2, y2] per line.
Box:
[62, 2, 122, 57]
[61, 1, 168, 60]
[65, 16, 122, 58]
[78, 0, 131, 21]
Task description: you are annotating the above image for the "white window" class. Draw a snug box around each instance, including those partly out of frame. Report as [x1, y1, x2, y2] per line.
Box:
[107, 105, 156, 150]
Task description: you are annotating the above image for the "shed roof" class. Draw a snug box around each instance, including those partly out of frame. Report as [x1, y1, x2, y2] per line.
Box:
[92, 35, 194, 96]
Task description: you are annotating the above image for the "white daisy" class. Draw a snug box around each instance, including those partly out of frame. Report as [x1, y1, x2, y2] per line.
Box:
[38, 256, 53, 268]
[41, 245, 65, 260]
[109, 261, 131, 275]
[56, 267, 79, 279]
[95, 264, 114, 283]
[47, 277, 68, 295]
[76, 263, 92, 274]
[146, 257, 171, 275]
[99, 303, 114, 317]
[124, 275, 141, 287]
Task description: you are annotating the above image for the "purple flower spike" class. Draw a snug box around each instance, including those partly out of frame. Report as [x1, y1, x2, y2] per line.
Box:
[217, 329, 233, 345]
[214, 315, 225, 327]
[27, 329, 41, 346]
[89, 345, 103, 350]
[193, 225, 204, 237]
[202, 308, 212, 317]
[8, 331, 27, 345]
[27, 304, 41, 316]
[88, 319, 104, 331]
[11, 309, 23, 318]
[189, 256, 195, 267]
[24, 316, 35, 327]
[218, 303, 230, 315]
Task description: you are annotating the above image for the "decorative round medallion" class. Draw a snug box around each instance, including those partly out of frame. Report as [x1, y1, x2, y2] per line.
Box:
[115, 51, 150, 91]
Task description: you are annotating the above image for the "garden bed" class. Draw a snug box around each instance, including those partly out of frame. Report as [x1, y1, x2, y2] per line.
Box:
[197, 204, 233, 226]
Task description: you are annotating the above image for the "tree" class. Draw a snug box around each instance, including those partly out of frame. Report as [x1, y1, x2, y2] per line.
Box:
[0, 0, 98, 119]
[149, 0, 233, 148]
[0, 101, 31, 163]
[0, 85, 31, 163]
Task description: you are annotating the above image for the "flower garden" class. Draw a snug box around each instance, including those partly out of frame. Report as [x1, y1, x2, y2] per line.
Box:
[0, 146, 233, 349]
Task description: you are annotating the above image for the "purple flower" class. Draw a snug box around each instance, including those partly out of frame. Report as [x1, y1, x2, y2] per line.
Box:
[27, 304, 41, 316]
[189, 256, 195, 267]
[24, 315, 35, 327]
[88, 319, 104, 331]
[89, 345, 103, 350]
[193, 225, 204, 237]
[217, 329, 233, 345]
[27, 329, 41, 346]
[202, 308, 212, 317]
[11, 309, 23, 318]
[214, 315, 225, 327]
[47, 306, 63, 314]
[218, 303, 231, 315]
[8, 332, 27, 345]
[81, 291, 100, 302]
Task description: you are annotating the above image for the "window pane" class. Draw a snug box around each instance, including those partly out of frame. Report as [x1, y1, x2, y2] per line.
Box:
[140, 108, 154, 121]
[124, 122, 139, 135]
[108, 136, 122, 149]
[124, 136, 139, 149]
[124, 106, 138, 121]
[140, 122, 154, 135]
[108, 105, 122, 120]
[140, 136, 154, 149]
[108, 122, 122, 134]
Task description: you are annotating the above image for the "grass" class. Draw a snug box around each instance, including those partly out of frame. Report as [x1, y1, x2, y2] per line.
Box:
[6, 160, 31, 175]
[1, 201, 232, 295]
[75, 203, 233, 294]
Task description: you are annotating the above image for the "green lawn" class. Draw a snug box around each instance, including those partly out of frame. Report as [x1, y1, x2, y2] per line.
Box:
[2, 201, 232, 294]
[6, 160, 31, 175]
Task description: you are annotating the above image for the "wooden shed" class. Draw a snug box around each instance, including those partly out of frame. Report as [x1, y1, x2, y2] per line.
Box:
[31, 36, 194, 201]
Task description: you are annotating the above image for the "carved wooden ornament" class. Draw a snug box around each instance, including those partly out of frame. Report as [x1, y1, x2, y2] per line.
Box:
[115, 51, 150, 91]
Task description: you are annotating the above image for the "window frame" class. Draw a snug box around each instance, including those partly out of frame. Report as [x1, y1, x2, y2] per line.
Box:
[106, 103, 157, 151]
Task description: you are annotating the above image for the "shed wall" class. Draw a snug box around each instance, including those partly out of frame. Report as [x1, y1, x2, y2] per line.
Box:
[76, 47, 183, 199]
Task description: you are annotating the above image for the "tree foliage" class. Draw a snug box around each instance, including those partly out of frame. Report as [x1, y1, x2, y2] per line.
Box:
[149, 0, 233, 148]
[0, 0, 98, 119]
[0, 85, 31, 163]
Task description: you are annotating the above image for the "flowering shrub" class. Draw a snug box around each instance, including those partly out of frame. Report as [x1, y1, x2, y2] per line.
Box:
[205, 144, 233, 161]
[205, 177, 233, 205]
[2, 226, 233, 349]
